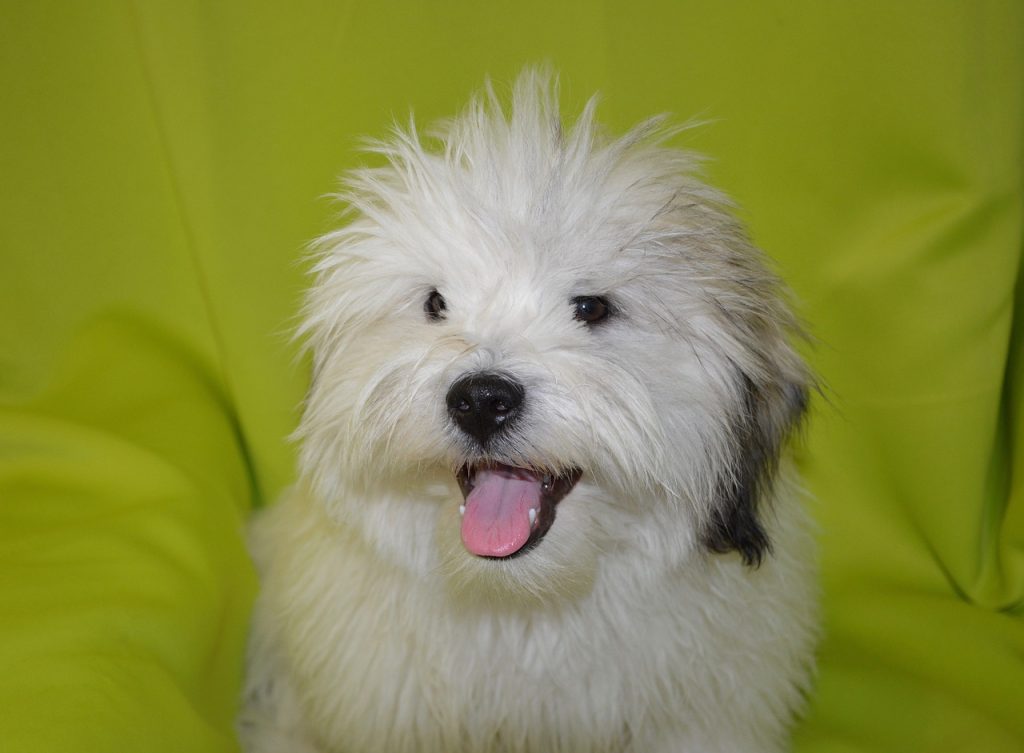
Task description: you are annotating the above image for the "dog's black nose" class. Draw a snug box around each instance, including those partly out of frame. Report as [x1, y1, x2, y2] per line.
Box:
[446, 372, 524, 445]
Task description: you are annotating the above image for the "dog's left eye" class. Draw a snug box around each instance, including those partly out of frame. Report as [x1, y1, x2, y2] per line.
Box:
[572, 296, 611, 325]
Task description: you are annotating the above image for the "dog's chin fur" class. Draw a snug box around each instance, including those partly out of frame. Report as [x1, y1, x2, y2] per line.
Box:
[241, 69, 819, 753]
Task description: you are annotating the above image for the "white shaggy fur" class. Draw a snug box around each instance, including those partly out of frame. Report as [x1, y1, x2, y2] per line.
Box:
[241, 70, 818, 753]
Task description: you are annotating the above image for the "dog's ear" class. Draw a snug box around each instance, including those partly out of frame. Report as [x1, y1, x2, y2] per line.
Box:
[703, 372, 808, 567]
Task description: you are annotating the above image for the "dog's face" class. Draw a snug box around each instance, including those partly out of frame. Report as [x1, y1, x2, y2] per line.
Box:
[298, 74, 809, 599]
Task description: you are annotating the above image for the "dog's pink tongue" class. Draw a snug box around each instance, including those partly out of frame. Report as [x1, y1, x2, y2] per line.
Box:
[461, 467, 542, 557]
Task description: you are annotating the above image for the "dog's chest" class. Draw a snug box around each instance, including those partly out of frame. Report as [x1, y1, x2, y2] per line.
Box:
[297, 570, 678, 753]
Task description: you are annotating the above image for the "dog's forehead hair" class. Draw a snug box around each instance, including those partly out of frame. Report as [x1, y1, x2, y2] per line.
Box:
[371, 214, 615, 310]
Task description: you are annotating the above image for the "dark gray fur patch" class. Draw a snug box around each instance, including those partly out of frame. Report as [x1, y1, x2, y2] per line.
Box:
[702, 373, 808, 567]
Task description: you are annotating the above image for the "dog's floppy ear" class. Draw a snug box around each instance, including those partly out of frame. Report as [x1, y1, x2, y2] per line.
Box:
[703, 372, 808, 567]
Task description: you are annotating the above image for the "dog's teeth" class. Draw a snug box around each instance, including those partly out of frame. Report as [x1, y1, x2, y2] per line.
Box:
[528, 508, 537, 527]
[459, 505, 466, 516]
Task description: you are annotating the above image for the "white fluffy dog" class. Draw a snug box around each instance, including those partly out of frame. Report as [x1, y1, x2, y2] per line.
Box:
[241, 70, 818, 753]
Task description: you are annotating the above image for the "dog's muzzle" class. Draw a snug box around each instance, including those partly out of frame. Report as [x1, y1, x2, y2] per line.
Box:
[446, 371, 581, 558]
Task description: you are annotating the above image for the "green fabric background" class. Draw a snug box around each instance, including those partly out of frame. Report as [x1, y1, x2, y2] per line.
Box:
[1, 2, 1021, 751]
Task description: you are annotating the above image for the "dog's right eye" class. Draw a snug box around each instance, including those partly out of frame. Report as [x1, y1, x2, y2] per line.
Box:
[425, 289, 447, 321]
[572, 296, 611, 325]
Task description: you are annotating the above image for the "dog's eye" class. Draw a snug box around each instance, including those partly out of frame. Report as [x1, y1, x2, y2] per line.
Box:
[425, 289, 447, 321]
[572, 296, 610, 325]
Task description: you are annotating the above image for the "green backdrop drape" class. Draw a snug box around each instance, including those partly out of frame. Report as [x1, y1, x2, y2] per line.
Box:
[2, 2, 1021, 751]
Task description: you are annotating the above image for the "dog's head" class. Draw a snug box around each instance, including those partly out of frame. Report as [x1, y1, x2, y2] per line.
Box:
[297, 71, 810, 598]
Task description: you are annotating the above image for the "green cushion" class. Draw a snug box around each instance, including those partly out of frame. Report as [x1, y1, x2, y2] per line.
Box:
[1, 2, 1021, 751]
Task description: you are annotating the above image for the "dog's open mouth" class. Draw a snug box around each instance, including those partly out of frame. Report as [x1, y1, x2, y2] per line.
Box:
[456, 463, 582, 558]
